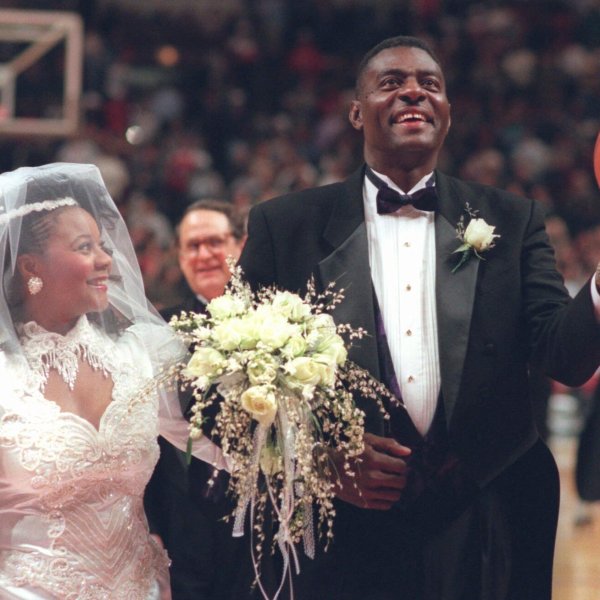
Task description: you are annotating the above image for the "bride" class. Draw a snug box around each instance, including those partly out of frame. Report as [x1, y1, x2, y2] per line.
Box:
[0, 163, 228, 599]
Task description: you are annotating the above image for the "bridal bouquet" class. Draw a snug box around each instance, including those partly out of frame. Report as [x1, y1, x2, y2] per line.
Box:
[169, 265, 392, 597]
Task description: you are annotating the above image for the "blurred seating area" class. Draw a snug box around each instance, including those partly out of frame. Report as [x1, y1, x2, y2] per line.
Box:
[1, 0, 599, 308]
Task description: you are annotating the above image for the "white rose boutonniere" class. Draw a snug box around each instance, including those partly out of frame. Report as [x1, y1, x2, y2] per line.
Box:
[452, 203, 500, 273]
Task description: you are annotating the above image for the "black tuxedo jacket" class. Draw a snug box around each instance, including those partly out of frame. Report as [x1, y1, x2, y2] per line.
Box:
[161, 293, 206, 325]
[237, 167, 600, 598]
[239, 166, 600, 489]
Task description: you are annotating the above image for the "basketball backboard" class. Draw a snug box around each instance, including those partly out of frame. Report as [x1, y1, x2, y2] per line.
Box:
[0, 9, 83, 137]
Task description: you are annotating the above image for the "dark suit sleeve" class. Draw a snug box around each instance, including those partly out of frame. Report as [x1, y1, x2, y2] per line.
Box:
[522, 201, 600, 385]
[238, 203, 277, 291]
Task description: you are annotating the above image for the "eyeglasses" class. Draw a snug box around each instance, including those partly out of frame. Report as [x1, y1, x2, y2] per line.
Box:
[180, 233, 233, 256]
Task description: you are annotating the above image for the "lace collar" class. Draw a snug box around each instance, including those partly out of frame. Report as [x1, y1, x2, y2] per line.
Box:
[16, 316, 115, 391]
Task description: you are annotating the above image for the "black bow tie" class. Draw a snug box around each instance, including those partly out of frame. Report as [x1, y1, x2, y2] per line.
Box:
[366, 167, 438, 214]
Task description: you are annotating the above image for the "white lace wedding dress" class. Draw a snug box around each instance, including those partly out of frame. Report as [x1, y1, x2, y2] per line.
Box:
[0, 316, 227, 599]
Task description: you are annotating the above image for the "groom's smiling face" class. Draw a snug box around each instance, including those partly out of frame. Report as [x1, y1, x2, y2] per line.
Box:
[349, 45, 451, 173]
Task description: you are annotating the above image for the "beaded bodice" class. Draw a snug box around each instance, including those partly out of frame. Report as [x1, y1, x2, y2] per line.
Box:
[0, 318, 167, 599]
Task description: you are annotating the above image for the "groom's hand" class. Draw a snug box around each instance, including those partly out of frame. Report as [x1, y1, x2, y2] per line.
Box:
[332, 432, 411, 510]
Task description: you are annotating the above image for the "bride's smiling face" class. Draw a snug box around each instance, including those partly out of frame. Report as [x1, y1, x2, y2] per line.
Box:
[20, 206, 113, 333]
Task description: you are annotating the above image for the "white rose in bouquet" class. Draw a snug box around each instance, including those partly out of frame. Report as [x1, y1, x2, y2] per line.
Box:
[183, 347, 226, 381]
[316, 333, 348, 365]
[306, 313, 337, 349]
[281, 334, 308, 359]
[240, 385, 278, 426]
[312, 356, 337, 387]
[206, 294, 248, 320]
[309, 313, 336, 334]
[207, 294, 248, 320]
[247, 354, 278, 385]
[285, 356, 324, 387]
[212, 319, 244, 351]
[211, 314, 261, 351]
[257, 313, 298, 349]
[271, 291, 312, 322]
[236, 314, 261, 350]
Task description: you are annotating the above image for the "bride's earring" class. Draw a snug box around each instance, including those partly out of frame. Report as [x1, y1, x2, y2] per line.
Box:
[27, 276, 43, 296]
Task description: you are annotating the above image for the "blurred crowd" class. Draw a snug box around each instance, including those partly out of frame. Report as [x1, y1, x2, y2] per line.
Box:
[1, 0, 599, 309]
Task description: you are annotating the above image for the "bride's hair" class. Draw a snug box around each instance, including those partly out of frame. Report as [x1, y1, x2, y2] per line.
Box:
[19, 204, 78, 255]
[5, 204, 77, 311]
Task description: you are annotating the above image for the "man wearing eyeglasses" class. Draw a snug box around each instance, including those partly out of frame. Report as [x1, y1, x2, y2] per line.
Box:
[145, 199, 246, 600]
[175, 199, 247, 310]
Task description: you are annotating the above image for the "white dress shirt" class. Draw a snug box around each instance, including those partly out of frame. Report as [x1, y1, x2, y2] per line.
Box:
[363, 168, 441, 436]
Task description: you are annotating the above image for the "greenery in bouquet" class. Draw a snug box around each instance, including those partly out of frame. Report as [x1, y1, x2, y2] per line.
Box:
[169, 264, 395, 591]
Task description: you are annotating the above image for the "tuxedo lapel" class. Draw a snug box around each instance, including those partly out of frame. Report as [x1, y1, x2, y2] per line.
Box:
[319, 223, 381, 379]
[434, 172, 479, 425]
[318, 168, 381, 379]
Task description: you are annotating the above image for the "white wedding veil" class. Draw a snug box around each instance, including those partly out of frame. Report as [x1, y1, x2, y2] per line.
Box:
[0, 162, 184, 369]
[0, 161, 227, 474]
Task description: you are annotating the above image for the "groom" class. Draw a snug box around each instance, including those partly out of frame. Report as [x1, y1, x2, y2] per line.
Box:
[238, 36, 600, 599]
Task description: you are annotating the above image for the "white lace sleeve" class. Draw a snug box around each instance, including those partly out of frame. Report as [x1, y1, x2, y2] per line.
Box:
[119, 324, 229, 471]
[156, 386, 229, 471]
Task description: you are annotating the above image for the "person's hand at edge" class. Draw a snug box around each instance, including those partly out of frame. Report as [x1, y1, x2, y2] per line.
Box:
[331, 432, 411, 510]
